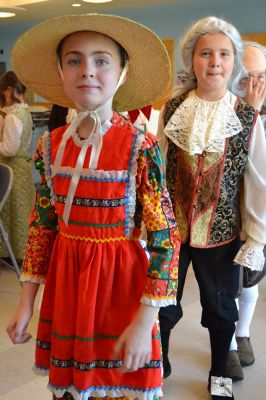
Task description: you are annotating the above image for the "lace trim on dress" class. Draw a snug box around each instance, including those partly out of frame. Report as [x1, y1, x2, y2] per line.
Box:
[164, 90, 243, 155]
[33, 365, 49, 375]
[42, 131, 56, 205]
[51, 165, 128, 182]
[45, 382, 163, 400]
[234, 242, 265, 271]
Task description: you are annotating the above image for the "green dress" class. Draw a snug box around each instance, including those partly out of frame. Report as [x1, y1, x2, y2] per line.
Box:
[0, 103, 35, 260]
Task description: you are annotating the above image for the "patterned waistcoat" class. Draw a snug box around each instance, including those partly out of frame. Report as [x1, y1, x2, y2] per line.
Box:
[164, 94, 257, 248]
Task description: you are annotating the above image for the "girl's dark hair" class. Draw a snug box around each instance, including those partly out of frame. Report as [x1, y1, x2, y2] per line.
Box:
[56, 31, 128, 68]
[0, 70, 26, 107]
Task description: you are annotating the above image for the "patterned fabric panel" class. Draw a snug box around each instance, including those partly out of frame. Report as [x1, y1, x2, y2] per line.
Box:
[137, 145, 180, 304]
[209, 99, 257, 244]
[21, 136, 58, 282]
[164, 94, 257, 247]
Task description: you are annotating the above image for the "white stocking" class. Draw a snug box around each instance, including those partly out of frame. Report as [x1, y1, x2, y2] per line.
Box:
[235, 285, 259, 338]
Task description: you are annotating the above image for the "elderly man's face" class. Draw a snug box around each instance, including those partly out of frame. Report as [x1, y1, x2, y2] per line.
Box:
[241, 46, 266, 88]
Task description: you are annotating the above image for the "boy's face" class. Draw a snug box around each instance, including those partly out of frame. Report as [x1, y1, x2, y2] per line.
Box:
[192, 33, 235, 100]
[59, 31, 123, 112]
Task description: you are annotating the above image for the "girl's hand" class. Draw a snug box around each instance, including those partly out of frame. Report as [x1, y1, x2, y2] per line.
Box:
[113, 304, 159, 373]
[113, 319, 152, 372]
[6, 305, 33, 344]
[245, 77, 266, 112]
[6, 281, 39, 344]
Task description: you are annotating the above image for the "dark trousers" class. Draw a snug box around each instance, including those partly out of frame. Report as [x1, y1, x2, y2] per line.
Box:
[159, 238, 241, 377]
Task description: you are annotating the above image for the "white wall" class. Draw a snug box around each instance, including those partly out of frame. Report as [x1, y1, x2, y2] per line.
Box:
[0, 0, 265, 75]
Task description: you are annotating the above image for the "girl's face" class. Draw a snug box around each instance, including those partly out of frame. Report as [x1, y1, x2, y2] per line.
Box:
[3, 87, 13, 107]
[59, 31, 124, 112]
[192, 33, 235, 101]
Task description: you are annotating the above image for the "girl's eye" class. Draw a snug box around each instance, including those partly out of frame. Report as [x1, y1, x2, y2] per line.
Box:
[221, 51, 231, 57]
[200, 51, 210, 57]
[96, 59, 109, 66]
[68, 59, 81, 65]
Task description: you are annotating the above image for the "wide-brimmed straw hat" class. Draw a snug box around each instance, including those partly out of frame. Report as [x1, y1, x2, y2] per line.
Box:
[12, 13, 171, 112]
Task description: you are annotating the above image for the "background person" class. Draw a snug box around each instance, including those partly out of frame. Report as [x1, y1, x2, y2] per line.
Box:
[0, 71, 34, 263]
[227, 41, 266, 381]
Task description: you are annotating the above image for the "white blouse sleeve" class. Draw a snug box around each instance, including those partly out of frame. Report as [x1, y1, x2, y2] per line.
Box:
[234, 114, 266, 271]
[156, 105, 169, 164]
[0, 114, 23, 157]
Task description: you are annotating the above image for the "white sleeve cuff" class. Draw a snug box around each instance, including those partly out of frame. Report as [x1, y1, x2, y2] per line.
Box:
[234, 238, 265, 271]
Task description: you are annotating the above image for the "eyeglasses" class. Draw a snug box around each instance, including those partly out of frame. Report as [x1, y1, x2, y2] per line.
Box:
[241, 71, 266, 83]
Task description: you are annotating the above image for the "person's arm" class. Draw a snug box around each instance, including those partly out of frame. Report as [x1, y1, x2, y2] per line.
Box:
[0, 114, 23, 157]
[6, 133, 58, 344]
[6, 282, 39, 344]
[234, 115, 266, 270]
[114, 134, 180, 371]
[136, 135, 180, 307]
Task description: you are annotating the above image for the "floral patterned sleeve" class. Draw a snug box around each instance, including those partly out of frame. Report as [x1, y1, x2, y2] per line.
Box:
[136, 132, 180, 307]
[21, 135, 58, 283]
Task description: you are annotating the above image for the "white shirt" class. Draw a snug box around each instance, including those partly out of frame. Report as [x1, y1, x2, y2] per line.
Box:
[0, 113, 23, 157]
[0, 103, 30, 157]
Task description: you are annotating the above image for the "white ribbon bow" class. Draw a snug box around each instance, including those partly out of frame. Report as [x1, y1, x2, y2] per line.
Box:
[53, 60, 129, 225]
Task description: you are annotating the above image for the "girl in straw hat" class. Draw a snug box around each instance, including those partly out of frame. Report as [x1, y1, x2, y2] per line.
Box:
[6, 13, 180, 400]
[157, 16, 266, 400]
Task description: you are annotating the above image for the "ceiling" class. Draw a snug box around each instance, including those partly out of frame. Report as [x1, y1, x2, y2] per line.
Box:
[0, 0, 185, 25]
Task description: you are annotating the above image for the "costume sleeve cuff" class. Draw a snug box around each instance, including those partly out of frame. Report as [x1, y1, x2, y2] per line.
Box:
[20, 273, 46, 284]
[234, 238, 265, 271]
[140, 295, 176, 307]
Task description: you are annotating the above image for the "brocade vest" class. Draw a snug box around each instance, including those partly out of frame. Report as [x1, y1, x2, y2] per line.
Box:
[164, 94, 257, 248]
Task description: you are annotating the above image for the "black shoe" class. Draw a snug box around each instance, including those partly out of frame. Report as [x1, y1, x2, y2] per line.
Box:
[163, 359, 172, 379]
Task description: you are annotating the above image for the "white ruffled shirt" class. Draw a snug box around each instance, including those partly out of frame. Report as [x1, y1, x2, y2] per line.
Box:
[157, 91, 266, 271]
[0, 103, 30, 157]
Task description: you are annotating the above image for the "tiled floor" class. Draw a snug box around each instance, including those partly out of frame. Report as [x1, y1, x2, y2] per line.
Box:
[0, 262, 265, 400]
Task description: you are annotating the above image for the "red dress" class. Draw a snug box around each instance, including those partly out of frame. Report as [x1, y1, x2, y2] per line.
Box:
[21, 113, 179, 400]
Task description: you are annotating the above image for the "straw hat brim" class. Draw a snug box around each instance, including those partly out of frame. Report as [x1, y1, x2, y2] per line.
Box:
[12, 14, 171, 112]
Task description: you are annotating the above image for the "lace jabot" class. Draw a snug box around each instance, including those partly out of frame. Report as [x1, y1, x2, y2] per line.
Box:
[163, 90, 243, 155]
